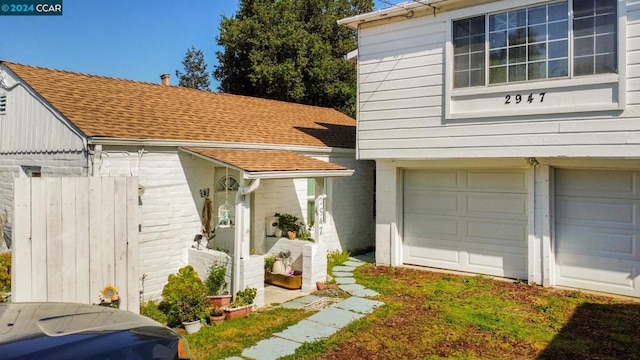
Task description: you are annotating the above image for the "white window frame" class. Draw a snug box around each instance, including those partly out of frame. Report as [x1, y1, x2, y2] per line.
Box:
[444, 0, 626, 120]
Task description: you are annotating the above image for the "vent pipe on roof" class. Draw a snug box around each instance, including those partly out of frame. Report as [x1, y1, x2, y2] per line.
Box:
[160, 73, 170, 86]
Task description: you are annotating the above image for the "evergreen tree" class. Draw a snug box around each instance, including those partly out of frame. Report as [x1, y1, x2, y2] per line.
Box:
[176, 46, 211, 91]
[214, 0, 373, 117]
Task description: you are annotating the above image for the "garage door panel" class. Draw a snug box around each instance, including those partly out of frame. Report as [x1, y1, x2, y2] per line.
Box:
[404, 214, 460, 239]
[555, 169, 640, 297]
[556, 225, 638, 260]
[405, 236, 460, 264]
[405, 170, 460, 190]
[467, 194, 527, 220]
[556, 169, 640, 199]
[467, 220, 527, 245]
[556, 197, 639, 227]
[467, 170, 527, 192]
[468, 246, 528, 278]
[405, 191, 460, 215]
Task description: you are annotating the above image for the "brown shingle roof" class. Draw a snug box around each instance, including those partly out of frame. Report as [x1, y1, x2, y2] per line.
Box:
[3, 61, 356, 149]
[183, 148, 348, 173]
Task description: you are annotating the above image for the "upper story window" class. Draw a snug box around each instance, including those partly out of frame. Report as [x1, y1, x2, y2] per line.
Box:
[453, 0, 617, 88]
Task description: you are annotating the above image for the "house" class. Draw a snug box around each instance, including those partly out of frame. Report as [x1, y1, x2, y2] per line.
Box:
[0, 61, 375, 306]
[339, 0, 640, 298]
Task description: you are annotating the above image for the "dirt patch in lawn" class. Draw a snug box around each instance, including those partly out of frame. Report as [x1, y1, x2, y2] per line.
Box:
[306, 266, 640, 360]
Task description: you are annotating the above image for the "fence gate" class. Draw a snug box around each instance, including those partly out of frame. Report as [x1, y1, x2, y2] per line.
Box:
[12, 176, 139, 313]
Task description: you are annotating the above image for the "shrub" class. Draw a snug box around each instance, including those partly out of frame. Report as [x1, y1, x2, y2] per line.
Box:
[0, 252, 10, 293]
[229, 287, 257, 308]
[159, 265, 207, 327]
[140, 300, 167, 325]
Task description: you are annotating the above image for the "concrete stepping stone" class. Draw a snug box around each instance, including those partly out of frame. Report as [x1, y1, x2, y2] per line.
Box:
[350, 288, 379, 298]
[280, 295, 323, 309]
[275, 319, 340, 343]
[333, 265, 356, 272]
[335, 277, 356, 285]
[223, 357, 245, 360]
[338, 283, 365, 292]
[333, 296, 383, 314]
[307, 306, 364, 328]
[242, 337, 300, 360]
[343, 260, 365, 267]
[293, 295, 324, 304]
[332, 271, 353, 277]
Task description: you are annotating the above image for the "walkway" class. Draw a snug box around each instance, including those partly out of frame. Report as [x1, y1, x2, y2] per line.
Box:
[225, 253, 383, 360]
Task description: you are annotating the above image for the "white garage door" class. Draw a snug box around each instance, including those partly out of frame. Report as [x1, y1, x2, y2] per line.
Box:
[555, 169, 640, 297]
[403, 169, 528, 279]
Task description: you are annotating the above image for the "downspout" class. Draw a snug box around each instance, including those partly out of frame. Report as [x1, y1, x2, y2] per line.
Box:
[232, 178, 261, 295]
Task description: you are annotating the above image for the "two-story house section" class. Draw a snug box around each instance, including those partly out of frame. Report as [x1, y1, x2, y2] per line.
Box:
[340, 0, 640, 297]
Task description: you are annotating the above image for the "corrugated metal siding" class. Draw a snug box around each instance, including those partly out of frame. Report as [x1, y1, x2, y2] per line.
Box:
[356, 0, 640, 160]
[0, 69, 86, 154]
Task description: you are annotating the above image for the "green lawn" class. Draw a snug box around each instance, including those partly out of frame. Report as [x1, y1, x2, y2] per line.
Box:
[187, 265, 640, 359]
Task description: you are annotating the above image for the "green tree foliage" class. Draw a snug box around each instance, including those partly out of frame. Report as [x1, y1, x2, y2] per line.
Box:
[214, 0, 373, 118]
[176, 46, 211, 91]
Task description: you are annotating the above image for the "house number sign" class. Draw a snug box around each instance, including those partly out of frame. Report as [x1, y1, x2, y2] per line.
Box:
[504, 92, 546, 105]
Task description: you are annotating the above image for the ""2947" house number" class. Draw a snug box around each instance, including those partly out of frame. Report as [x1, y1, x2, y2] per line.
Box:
[504, 92, 546, 105]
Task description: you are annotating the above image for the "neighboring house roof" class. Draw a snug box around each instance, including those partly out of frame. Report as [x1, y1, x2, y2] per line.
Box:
[1, 61, 356, 149]
[182, 148, 353, 179]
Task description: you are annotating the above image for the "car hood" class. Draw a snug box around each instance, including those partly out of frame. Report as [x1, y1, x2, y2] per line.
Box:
[0, 302, 161, 343]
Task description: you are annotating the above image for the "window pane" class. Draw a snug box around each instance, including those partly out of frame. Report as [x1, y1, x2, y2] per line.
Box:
[548, 2, 568, 22]
[454, 71, 470, 87]
[548, 21, 568, 41]
[470, 35, 485, 52]
[574, 56, 594, 75]
[574, 36, 594, 56]
[454, 21, 469, 38]
[549, 40, 568, 59]
[489, 67, 507, 84]
[528, 6, 547, 25]
[470, 52, 485, 68]
[595, 53, 616, 73]
[529, 61, 547, 80]
[469, 17, 485, 34]
[509, 64, 527, 81]
[596, 33, 615, 53]
[509, 46, 526, 63]
[596, 13, 616, 34]
[595, 0, 616, 14]
[509, 28, 527, 46]
[529, 43, 546, 61]
[490, 31, 507, 48]
[470, 69, 485, 86]
[490, 13, 508, 32]
[490, 49, 507, 65]
[549, 59, 569, 77]
[454, 37, 469, 54]
[455, 54, 470, 71]
[508, 10, 526, 29]
[528, 24, 546, 43]
[574, 17, 594, 37]
[574, 0, 595, 18]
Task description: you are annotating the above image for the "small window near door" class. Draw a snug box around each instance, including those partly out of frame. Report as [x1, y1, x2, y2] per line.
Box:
[216, 176, 239, 192]
[21, 166, 41, 177]
[307, 178, 328, 226]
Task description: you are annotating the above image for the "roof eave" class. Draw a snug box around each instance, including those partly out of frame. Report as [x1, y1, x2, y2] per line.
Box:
[245, 170, 354, 180]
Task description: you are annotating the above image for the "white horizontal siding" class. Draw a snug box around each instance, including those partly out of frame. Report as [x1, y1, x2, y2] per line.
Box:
[356, 0, 640, 160]
[0, 67, 85, 154]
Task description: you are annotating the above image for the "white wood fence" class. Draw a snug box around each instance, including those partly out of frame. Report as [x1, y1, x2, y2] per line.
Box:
[12, 177, 140, 313]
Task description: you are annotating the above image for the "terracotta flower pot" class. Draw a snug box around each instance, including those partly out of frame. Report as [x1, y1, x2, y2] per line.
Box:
[287, 231, 296, 240]
[223, 305, 252, 320]
[209, 314, 225, 325]
[207, 294, 232, 308]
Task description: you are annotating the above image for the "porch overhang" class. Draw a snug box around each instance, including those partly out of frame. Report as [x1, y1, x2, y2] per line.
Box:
[180, 147, 354, 179]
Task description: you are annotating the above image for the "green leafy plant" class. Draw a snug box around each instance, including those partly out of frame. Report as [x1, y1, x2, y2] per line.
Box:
[140, 300, 168, 325]
[209, 306, 224, 316]
[264, 255, 276, 272]
[205, 260, 228, 296]
[274, 213, 302, 234]
[0, 252, 10, 294]
[229, 287, 257, 308]
[159, 265, 207, 326]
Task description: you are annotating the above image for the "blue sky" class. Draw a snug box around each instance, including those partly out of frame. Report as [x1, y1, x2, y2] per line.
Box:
[1, 0, 385, 90]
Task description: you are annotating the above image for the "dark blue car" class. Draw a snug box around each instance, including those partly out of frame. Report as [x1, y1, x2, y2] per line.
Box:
[0, 302, 192, 359]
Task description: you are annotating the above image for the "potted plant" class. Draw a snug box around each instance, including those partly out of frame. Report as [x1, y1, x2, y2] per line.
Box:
[204, 260, 231, 308]
[223, 287, 257, 320]
[275, 213, 302, 239]
[208, 306, 225, 325]
[159, 265, 207, 334]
